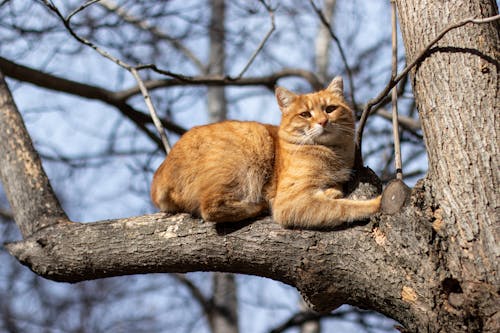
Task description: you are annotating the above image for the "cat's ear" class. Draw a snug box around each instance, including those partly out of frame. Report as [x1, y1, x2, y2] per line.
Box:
[326, 76, 343, 95]
[275, 87, 297, 111]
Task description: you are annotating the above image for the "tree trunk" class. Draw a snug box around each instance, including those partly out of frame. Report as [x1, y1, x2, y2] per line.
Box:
[395, 0, 499, 331]
[207, 0, 227, 123]
[314, 0, 336, 84]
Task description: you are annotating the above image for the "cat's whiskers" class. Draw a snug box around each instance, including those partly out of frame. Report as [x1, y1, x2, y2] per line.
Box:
[328, 123, 354, 136]
[288, 128, 316, 156]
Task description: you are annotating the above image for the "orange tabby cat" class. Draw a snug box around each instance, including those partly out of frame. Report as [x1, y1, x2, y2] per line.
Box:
[151, 77, 381, 228]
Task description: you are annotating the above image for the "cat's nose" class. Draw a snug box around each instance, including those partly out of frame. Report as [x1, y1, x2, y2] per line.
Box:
[317, 118, 328, 127]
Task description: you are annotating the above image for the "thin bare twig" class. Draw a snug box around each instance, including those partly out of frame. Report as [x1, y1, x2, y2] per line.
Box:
[355, 13, 500, 160]
[234, 0, 276, 79]
[390, 0, 403, 180]
[98, 0, 206, 72]
[131, 68, 171, 154]
[309, 0, 357, 110]
[67, 0, 102, 22]
[42, 0, 172, 154]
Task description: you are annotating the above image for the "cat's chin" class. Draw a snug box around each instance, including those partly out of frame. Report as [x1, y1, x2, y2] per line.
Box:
[313, 132, 338, 145]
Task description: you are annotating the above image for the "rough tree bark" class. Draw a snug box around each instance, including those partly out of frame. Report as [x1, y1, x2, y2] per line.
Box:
[0, 0, 498, 332]
[395, 0, 499, 331]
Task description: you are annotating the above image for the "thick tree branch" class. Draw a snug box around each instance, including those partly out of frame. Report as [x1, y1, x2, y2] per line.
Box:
[3, 210, 435, 330]
[0, 71, 67, 237]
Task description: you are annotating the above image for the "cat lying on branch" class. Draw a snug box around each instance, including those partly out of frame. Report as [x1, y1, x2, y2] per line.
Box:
[151, 77, 381, 229]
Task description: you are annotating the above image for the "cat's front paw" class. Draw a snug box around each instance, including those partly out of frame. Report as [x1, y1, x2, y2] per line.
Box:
[323, 187, 343, 199]
[374, 195, 382, 211]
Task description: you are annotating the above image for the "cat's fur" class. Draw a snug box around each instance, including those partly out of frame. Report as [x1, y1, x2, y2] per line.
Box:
[151, 77, 381, 228]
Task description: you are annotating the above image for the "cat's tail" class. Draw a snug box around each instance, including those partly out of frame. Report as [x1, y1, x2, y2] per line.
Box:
[272, 193, 381, 229]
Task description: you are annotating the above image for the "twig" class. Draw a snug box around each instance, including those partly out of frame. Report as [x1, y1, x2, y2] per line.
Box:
[390, 0, 403, 180]
[97, 0, 206, 72]
[172, 274, 213, 318]
[309, 0, 357, 110]
[0, 207, 13, 221]
[355, 13, 500, 160]
[67, 0, 102, 22]
[130, 68, 171, 154]
[41, 0, 172, 154]
[115, 68, 324, 99]
[375, 109, 421, 132]
[234, 0, 276, 79]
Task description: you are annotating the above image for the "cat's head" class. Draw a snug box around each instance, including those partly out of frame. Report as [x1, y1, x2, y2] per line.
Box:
[275, 77, 355, 146]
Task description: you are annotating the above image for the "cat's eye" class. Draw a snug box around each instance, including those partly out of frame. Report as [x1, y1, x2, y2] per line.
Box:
[299, 111, 312, 118]
[325, 105, 338, 113]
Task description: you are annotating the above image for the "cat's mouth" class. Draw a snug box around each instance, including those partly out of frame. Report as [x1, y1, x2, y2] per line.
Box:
[305, 124, 328, 138]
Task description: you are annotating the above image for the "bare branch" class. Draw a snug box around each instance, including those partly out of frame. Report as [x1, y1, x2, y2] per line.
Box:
[0, 207, 13, 221]
[375, 109, 421, 132]
[309, 0, 357, 109]
[41, 0, 172, 153]
[97, 0, 206, 72]
[66, 0, 102, 22]
[233, 0, 276, 79]
[0, 71, 67, 237]
[355, 13, 500, 158]
[0, 56, 186, 141]
[390, 0, 403, 180]
[131, 68, 172, 154]
[117, 68, 324, 99]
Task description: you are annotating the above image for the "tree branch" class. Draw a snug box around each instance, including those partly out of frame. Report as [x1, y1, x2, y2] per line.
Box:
[130, 68, 172, 154]
[309, 0, 357, 109]
[0, 56, 186, 138]
[0, 207, 13, 221]
[390, 0, 403, 180]
[133, 65, 324, 92]
[0, 71, 67, 237]
[233, 0, 276, 79]
[97, 0, 206, 72]
[375, 109, 421, 131]
[42, 0, 175, 152]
